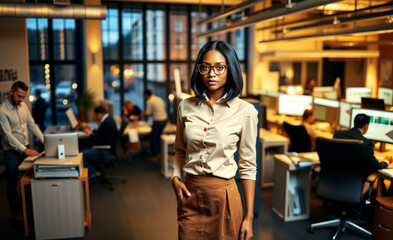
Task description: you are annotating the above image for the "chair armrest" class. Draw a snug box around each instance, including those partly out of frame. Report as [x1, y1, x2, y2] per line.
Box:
[365, 172, 378, 201]
[92, 145, 111, 150]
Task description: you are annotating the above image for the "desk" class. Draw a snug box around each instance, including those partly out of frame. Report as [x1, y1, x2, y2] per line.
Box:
[45, 125, 90, 138]
[259, 128, 289, 188]
[123, 121, 176, 136]
[19, 154, 91, 238]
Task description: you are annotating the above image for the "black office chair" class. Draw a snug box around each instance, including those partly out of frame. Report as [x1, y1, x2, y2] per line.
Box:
[309, 137, 376, 240]
[91, 130, 127, 191]
[282, 121, 312, 152]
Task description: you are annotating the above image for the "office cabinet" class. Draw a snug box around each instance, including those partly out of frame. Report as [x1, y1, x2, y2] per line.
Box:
[31, 178, 84, 239]
[273, 154, 311, 222]
[161, 134, 176, 178]
[260, 128, 288, 188]
[373, 196, 393, 240]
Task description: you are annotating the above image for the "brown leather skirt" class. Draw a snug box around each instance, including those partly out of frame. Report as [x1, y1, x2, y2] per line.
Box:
[177, 174, 243, 240]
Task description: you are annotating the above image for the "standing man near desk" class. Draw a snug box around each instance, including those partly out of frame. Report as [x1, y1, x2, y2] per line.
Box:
[82, 105, 118, 179]
[0, 81, 43, 219]
[141, 89, 168, 162]
[333, 113, 392, 171]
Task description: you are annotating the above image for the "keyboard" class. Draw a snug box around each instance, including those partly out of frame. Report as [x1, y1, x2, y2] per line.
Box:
[24, 151, 45, 162]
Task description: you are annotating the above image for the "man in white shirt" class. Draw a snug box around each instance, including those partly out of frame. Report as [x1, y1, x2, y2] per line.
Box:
[0, 81, 43, 219]
[141, 89, 168, 161]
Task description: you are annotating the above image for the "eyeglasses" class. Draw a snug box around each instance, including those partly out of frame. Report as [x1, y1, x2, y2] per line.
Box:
[197, 64, 228, 75]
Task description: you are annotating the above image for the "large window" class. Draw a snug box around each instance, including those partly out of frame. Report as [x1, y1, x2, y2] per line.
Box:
[102, 2, 247, 120]
[27, 18, 81, 126]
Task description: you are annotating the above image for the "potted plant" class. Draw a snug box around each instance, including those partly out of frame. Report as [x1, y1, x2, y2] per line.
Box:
[75, 89, 95, 123]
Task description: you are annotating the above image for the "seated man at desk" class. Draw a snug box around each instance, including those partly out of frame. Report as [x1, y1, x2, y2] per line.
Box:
[82, 105, 118, 179]
[333, 113, 392, 171]
[302, 109, 317, 150]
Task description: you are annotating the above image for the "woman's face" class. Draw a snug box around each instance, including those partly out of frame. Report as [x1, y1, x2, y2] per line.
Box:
[200, 49, 228, 97]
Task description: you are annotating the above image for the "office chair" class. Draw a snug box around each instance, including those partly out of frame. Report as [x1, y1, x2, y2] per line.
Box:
[91, 130, 127, 191]
[309, 137, 376, 240]
[282, 121, 312, 152]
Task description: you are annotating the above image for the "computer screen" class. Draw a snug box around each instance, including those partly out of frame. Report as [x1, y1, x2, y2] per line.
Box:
[361, 97, 385, 110]
[278, 94, 312, 116]
[345, 87, 372, 103]
[44, 132, 79, 158]
[378, 87, 393, 106]
[312, 86, 337, 100]
[338, 102, 360, 129]
[65, 108, 78, 130]
[350, 108, 393, 144]
[260, 90, 280, 113]
[313, 98, 339, 123]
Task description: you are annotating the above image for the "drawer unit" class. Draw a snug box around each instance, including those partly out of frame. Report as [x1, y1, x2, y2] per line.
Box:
[374, 196, 393, 240]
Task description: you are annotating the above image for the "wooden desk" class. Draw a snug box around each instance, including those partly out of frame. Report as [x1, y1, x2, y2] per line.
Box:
[374, 170, 393, 240]
[259, 128, 289, 188]
[19, 155, 91, 237]
[123, 121, 176, 136]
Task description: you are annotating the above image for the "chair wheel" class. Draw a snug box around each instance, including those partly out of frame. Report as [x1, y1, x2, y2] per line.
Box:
[308, 227, 314, 233]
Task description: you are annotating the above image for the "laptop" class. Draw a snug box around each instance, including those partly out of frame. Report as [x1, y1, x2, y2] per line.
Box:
[65, 108, 80, 131]
[44, 132, 79, 158]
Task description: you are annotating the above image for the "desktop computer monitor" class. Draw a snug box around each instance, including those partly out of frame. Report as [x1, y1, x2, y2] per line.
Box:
[345, 87, 372, 103]
[313, 98, 339, 124]
[361, 97, 385, 110]
[378, 87, 393, 106]
[65, 108, 79, 130]
[312, 86, 337, 100]
[260, 91, 280, 113]
[44, 132, 79, 158]
[350, 108, 393, 144]
[278, 94, 312, 116]
[338, 102, 360, 129]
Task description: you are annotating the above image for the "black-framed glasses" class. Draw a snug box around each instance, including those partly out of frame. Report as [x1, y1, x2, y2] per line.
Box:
[197, 64, 228, 75]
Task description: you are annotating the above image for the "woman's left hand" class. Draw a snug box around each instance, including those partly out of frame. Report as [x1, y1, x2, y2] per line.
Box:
[239, 217, 253, 240]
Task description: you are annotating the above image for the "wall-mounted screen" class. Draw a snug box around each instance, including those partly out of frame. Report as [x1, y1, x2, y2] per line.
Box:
[351, 108, 393, 144]
[278, 94, 312, 116]
[378, 87, 393, 106]
[338, 102, 360, 129]
[260, 90, 280, 113]
[345, 87, 372, 103]
[313, 98, 339, 124]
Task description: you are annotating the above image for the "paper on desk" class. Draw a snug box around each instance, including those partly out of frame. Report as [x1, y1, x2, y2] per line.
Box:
[128, 129, 139, 143]
[380, 168, 393, 178]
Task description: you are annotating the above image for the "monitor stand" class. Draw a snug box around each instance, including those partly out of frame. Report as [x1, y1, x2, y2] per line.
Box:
[378, 142, 387, 152]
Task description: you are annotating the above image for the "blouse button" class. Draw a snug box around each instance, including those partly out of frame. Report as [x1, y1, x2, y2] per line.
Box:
[199, 155, 202, 159]
[204, 127, 207, 131]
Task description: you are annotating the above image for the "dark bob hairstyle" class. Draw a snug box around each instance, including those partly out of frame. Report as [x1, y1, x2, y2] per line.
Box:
[190, 41, 243, 102]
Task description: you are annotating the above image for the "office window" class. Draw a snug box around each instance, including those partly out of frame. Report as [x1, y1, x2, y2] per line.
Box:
[54, 64, 77, 125]
[104, 64, 121, 114]
[147, 4, 166, 61]
[27, 18, 49, 61]
[27, 18, 81, 126]
[210, 6, 227, 41]
[147, 63, 167, 110]
[102, 8, 120, 60]
[52, 19, 76, 61]
[231, 28, 246, 61]
[190, 6, 208, 60]
[124, 63, 144, 114]
[169, 5, 187, 60]
[122, 4, 143, 60]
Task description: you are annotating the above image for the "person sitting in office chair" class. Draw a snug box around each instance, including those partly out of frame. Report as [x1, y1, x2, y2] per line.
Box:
[82, 105, 118, 179]
[304, 77, 316, 95]
[302, 109, 317, 150]
[122, 100, 141, 122]
[333, 113, 392, 172]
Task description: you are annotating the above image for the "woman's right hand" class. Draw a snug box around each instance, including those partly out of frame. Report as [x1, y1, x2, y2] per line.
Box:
[171, 176, 191, 203]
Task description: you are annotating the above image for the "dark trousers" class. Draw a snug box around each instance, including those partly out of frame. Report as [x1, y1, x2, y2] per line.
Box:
[150, 120, 167, 156]
[82, 148, 113, 177]
[4, 150, 25, 216]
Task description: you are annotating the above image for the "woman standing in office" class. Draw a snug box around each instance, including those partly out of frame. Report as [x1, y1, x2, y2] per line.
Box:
[171, 41, 258, 240]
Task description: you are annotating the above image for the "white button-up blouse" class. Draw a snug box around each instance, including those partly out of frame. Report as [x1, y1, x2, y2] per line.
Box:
[173, 94, 258, 181]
